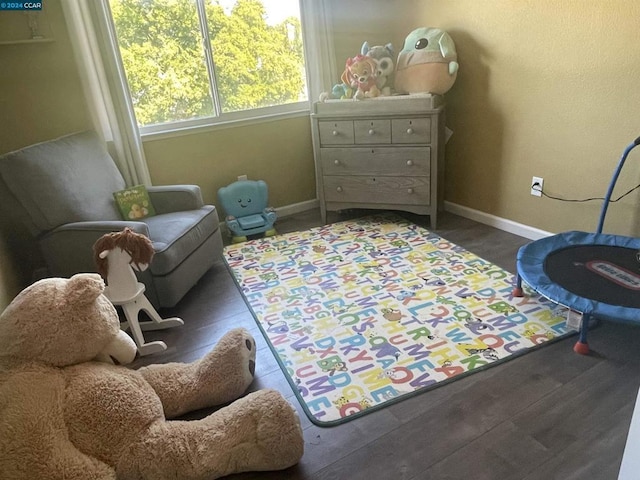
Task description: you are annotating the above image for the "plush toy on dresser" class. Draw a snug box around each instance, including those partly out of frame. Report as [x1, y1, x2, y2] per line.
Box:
[394, 27, 459, 95]
[341, 54, 381, 99]
[330, 82, 353, 100]
[361, 41, 395, 96]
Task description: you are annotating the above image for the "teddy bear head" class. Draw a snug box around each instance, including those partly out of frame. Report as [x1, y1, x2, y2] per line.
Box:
[361, 41, 395, 78]
[0, 273, 136, 368]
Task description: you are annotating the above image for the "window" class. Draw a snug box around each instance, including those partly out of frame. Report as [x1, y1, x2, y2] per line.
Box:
[108, 0, 308, 134]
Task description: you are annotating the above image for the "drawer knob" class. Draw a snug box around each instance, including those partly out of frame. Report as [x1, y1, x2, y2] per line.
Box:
[336, 186, 343, 192]
[334, 159, 340, 165]
[407, 188, 414, 194]
[406, 160, 414, 166]
[332, 130, 338, 136]
[406, 128, 414, 135]
[368, 129, 375, 135]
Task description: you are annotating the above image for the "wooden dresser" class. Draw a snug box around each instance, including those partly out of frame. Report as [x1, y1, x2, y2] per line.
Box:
[310, 95, 445, 229]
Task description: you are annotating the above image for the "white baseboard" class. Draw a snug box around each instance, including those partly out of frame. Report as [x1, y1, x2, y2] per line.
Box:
[222, 198, 550, 241]
[444, 201, 553, 240]
[275, 198, 319, 218]
[276, 199, 552, 241]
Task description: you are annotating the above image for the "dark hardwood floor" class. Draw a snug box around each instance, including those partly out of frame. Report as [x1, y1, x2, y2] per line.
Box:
[130, 209, 640, 480]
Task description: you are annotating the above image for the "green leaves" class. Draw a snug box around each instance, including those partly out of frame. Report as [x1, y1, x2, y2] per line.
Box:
[109, 0, 306, 126]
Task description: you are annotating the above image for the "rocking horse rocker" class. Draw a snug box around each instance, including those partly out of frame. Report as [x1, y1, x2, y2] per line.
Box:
[93, 228, 183, 356]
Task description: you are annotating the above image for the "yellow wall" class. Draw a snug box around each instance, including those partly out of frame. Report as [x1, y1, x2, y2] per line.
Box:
[0, 2, 92, 307]
[387, 0, 640, 236]
[143, 117, 315, 209]
[328, 0, 397, 76]
[0, 4, 91, 153]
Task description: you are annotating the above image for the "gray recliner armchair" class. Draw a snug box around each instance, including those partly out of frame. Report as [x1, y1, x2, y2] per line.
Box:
[0, 130, 223, 309]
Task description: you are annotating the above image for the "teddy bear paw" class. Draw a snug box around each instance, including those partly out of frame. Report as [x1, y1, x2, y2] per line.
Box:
[248, 389, 304, 470]
[197, 327, 257, 402]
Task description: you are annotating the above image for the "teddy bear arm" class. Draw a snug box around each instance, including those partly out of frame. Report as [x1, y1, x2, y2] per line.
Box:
[137, 328, 257, 418]
[117, 390, 303, 480]
[0, 370, 116, 480]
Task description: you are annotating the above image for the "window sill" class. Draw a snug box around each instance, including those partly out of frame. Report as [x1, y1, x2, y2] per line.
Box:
[140, 106, 311, 143]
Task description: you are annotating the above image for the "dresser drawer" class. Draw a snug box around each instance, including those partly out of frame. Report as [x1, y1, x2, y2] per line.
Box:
[354, 119, 391, 144]
[392, 118, 431, 144]
[320, 147, 430, 176]
[323, 175, 430, 206]
[312, 99, 444, 229]
[318, 121, 354, 145]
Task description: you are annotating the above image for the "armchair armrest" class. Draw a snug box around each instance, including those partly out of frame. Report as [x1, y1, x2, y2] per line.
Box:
[39, 221, 150, 277]
[225, 216, 241, 236]
[262, 207, 277, 225]
[47, 221, 150, 236]
[147, 185, 204, 213]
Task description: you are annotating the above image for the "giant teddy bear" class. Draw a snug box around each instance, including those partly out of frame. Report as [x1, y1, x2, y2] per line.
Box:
[0, 273, 304, 479]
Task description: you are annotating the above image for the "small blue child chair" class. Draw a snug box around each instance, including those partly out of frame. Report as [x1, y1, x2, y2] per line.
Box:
[217, 179, 277, 243]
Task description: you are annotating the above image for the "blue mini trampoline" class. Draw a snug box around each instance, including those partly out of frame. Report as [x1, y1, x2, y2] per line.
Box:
[513, 136, 640, 354]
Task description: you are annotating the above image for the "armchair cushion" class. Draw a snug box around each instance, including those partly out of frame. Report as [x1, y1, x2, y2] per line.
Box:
[0, 131, 125, 235]
[144, 206, 219, 276]
[237, 214, 267, 230]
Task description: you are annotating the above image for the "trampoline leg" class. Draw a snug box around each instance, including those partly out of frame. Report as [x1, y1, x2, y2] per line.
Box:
[573, 313, 591, 355]
[512, 274, 524, 297]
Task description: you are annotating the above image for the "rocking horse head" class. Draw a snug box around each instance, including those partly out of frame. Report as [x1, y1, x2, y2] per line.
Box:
[93, 228, 155, 279]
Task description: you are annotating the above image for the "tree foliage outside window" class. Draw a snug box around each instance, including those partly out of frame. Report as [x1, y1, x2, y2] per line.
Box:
[109, 0, 307, 128]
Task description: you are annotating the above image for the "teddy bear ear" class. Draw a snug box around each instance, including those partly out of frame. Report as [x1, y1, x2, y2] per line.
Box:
[65, 273, 106, 306]
[385, 43, 394, 56]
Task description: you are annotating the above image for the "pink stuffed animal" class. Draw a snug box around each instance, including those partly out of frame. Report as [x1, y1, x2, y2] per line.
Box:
[341, 55, 380, 99]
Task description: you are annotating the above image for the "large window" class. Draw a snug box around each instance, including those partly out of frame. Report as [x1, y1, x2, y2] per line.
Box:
[108, 0, 308, 133]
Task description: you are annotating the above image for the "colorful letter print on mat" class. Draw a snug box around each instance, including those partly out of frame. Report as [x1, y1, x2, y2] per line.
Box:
[224, 214, 569, 426]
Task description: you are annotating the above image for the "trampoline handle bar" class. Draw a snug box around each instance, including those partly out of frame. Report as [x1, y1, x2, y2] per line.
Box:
[597, 137, 640, 233]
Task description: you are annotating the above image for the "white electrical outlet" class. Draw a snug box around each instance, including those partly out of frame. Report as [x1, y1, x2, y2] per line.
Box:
[531, 176, 543, 197]
[237, 174, 248, 181]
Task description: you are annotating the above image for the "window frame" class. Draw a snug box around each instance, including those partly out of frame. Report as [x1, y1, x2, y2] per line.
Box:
[107, 0, 311, 139]
[140, 103, 311, 140]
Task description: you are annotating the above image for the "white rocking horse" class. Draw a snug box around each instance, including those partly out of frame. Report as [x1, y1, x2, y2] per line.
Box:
[93, 228, 184, 356]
